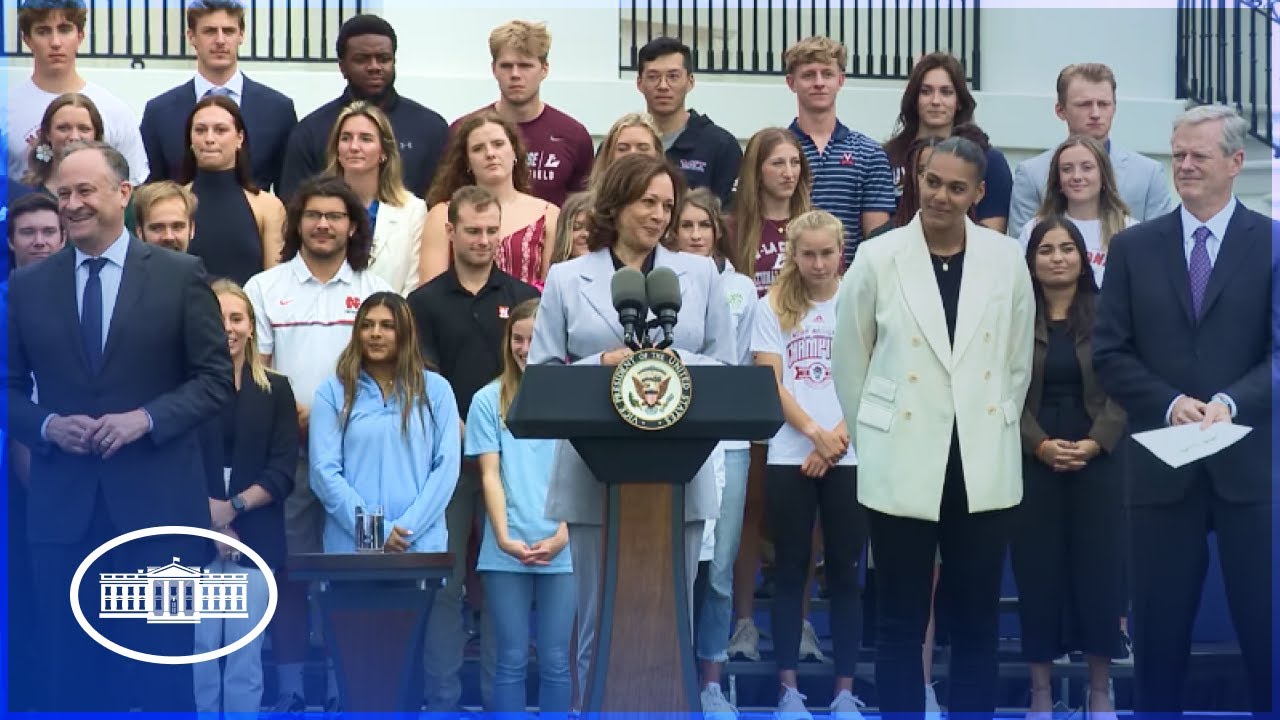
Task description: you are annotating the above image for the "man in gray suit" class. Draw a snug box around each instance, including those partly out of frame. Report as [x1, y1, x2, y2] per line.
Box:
[1009, 63, 1176, 236]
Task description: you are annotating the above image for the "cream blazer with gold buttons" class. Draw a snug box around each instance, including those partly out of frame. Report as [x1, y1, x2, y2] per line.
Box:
[832, 215, 1035, 521]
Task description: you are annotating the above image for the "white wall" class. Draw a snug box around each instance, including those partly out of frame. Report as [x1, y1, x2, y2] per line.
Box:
[4, 4, 1188, 161]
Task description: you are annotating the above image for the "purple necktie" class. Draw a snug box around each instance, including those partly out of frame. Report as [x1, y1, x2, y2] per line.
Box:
[1189, 225, 1212, 318]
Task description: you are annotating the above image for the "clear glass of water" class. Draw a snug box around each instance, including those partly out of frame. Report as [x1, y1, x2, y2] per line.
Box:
[354, 505, 385, 553]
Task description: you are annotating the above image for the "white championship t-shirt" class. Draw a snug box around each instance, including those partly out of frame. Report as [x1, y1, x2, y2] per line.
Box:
[752, 293, 857, 467]
[1017, 214, 1137, 287]
[7, 78, 149, 185]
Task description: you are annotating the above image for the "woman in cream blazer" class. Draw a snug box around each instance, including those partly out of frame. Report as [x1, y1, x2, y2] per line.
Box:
[323, 101, 425, 295]
[832, 137, 1034, 718]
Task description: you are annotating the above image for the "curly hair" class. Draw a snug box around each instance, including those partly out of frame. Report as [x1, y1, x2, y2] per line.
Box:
[425, 112, 530, 206]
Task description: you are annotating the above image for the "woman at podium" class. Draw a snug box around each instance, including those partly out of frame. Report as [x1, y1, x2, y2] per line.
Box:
[310, 292, 461, 553]
[832, 137, 1035, 718]
[528, 153, 736, 700]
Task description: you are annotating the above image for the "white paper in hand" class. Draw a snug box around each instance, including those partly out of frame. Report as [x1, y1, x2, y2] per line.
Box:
[1131, 423, 1252, 468]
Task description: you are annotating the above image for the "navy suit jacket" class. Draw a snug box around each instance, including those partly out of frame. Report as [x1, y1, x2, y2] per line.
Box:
[140, 75, 297, 192]
[6, 237, 234, 542]
[1093, 203, 1275, 505]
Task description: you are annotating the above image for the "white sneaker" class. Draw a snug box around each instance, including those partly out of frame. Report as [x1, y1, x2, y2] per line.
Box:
[701, 683, 739, 718]
[798, 620, 827, 662]
[775, 685, 813, 720]
[1052, 653, 1072, 665]
[829, 689, 867, 720]
[727, 617, 761, 661]
[924, 682, 942, 718]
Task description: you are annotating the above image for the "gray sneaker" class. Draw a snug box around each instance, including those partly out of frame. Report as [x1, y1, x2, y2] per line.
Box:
[775, 685, 813, 720]
[830, 690, 867, 720]
[700, 683, 739, 718]
[727, 617, 761, 661]
[798, 620, 827, 662]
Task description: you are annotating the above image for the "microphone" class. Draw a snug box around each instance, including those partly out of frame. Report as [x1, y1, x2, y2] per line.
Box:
[645, 267, 682, 350]
[610, 268, 648, 351]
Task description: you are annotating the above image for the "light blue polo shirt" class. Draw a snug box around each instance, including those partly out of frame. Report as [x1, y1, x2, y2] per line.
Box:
[465, 381, 570, 574]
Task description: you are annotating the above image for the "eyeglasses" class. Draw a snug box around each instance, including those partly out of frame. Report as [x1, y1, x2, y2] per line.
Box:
[302, 210, 349, 223]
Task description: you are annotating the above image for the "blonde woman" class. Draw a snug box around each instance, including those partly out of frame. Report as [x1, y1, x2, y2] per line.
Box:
[545, 191, 593, 265]
[751, 210, 865, 719]
[588, 112, 663, 190]
[1017, 135, 1134, 285]
[733, 127, 813, 296]
[194, 279, 298, 715]
[465, 298, 575, 714]
[324, 101, 426, 295]
[422, 112, 560, 288]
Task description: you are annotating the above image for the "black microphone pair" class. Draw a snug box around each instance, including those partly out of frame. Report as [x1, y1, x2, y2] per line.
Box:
[610, 267, 682, 351]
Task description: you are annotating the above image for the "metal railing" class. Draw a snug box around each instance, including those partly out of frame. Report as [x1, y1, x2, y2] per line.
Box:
[1176, 0, 1277, 154]
[2, 0, 366, 64]
[620, 0, 982, 88]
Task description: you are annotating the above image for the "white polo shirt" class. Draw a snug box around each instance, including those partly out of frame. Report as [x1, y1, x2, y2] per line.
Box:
[244, 254, 392, 408]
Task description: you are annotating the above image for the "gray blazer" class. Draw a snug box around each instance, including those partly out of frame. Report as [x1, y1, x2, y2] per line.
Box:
[1009, 144, 1177, 237]
[529, 245, 737, 524]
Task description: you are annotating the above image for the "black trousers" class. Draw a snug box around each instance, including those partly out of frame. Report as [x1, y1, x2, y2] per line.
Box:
[868, 433, 1010, 720]
[1129, 472, 1272, 714]
[30, 490, 200, 713]
[1011, 450, 1124, 661]
[765, 464, 866, 676]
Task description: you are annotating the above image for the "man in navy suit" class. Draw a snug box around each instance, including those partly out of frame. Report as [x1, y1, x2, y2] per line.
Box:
[6, 140, 233, 711]
[1093, 104, 1273, 715]
[139, 0, 296, 192]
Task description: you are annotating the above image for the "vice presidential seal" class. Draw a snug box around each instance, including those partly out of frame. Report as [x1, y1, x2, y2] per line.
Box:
[610, 348, 693, 430]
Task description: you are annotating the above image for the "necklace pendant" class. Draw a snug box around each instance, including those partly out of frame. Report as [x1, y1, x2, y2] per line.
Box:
[942, 261, 949, 272]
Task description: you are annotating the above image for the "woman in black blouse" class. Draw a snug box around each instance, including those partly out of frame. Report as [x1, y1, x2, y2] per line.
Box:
[178, 95, 285, 284]
[193, 278, 298, 715]
[1014, 217, 1126, 720]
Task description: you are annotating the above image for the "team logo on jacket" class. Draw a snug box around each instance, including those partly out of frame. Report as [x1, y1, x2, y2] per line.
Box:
[679, 159, 707, 174]
[610, 348, 693, 430]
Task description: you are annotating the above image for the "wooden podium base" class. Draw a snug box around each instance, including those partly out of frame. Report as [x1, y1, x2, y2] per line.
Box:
[584, 482, 700, 714]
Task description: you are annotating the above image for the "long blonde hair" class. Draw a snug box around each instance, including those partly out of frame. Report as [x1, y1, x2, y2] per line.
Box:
[334, 292, 434, 435]
[497, 299, 541, 422]
[1035, 135, 1131, 252]
[589, 113, 663, 191]
[546, 191, 594, 265]
[210, 279, 272, 392]
[734, 128, 813, 277]
[323, 101, 411, 207]
[767, 210, 843, 332]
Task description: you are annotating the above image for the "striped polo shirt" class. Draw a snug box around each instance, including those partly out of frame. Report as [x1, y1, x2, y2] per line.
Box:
[244, 254, 392, 408]
[790, 119, 897, 267]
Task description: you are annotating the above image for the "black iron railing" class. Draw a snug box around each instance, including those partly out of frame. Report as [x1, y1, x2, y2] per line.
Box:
[620, 0, 981, 88]
[1176, 0, 1277, 154]
[2, 0, 366, 64]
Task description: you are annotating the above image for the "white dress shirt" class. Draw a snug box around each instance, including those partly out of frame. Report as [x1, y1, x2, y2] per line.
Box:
[193, 69, 245, 105]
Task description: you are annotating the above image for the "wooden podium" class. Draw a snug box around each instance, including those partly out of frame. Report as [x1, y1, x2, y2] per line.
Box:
[508, 364, 782, 713]
[287, 551, 452, 716]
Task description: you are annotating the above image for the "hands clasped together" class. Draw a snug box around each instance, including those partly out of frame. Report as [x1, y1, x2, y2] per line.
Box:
[45, 409, 151, 460]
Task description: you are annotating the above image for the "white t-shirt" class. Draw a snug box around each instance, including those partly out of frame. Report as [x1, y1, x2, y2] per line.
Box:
[751, 293, 856, 467]
[721, 264, 758, 451]
[1017, 214, 1137, 287]
[7, 78, 149, 185]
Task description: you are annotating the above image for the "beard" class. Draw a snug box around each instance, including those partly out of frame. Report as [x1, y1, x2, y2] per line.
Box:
[350, 69, 397, 105]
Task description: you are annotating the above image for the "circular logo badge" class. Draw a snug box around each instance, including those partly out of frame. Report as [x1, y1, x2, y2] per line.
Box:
[610, 348, 693, 431]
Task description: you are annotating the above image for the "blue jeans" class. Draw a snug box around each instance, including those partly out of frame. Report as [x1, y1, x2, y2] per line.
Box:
[481, 570, 576, 714]
[696, 447, 750, 662]
[192, 560, 271, 714]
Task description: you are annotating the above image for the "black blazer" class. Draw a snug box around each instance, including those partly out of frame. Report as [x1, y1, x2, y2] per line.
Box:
[1093, 203, 1275, 505]
[140, 75, 297, 192]
[7, 237, 234, 542]
[198, 368, 298, 570]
